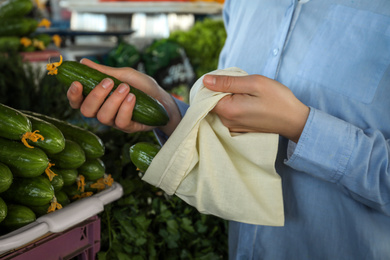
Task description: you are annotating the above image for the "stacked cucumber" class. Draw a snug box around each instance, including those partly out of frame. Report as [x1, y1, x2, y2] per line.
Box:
[0, 0, 59, 52]
[0, 103, 112, 234]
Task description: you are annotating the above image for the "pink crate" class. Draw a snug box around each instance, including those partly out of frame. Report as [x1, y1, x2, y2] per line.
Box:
[0, 216, 101, 260]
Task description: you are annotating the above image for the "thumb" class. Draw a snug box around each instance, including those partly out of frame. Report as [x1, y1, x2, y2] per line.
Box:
[203, 74, 247, 94]
[80, 58, 113, 74]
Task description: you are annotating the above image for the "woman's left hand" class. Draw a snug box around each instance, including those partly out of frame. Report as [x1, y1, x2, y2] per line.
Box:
[203, 74, 310, 143]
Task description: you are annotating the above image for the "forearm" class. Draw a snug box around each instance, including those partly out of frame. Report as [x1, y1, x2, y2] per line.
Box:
[285, 107, 390, 215]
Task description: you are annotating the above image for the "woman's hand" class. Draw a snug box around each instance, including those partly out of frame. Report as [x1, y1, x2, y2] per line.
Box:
[203, 74, 310, 143]
[67, 58, 181, 136]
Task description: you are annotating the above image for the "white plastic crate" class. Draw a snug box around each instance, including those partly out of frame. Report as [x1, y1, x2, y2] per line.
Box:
[0, 182, 123, 255]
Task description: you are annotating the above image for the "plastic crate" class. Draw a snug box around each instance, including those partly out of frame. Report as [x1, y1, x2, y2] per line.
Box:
[0, 216, 100, 260]
[0, 182, 123, 257]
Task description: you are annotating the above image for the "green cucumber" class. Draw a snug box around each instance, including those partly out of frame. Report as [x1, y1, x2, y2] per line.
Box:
[0, 137, 49, 178]
[84, 180, 98, 193]
[129, 142, 160, 173]
[23, 111, 105, 159]
[62, 183, 82, 199]
[33, 33, 51, 47]
[25, 114, 66, 154]
[0, 36, 21, 52]
[55, 190, 70, 207]
[49, 139, 86, 169]
[0, 204, 36, 232]
[29, 204, 49, 217]
[30, 190, 68, 217]
[0, 162, 13, 193]
[52, 167, 78, 186]
[47, 173, 64, 191]
[48, 59, 169, 126]
[0, 197, 7, 223]
[0, 103, 32, 141]
[0, 0, 34, 19]
[0, 18, 39, 37]
[3, 176, 55, 207]
[78, 158, 105, 181]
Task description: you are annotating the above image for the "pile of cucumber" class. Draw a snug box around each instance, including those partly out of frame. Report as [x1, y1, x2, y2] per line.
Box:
[0, 0, 57, 52]
[0, 103, 111, 234]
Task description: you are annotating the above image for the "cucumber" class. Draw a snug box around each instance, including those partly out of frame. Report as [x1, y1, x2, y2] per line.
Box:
[29, 204, 49, 217]
[3, 176, 55, 207]
[0, 18, 39, 37]
[0, 0, 34, 19]
[78, 158, 105, 181]
[55, 190, 70, 207]
[0, 103, 31, 141]
[84, 180, 98, 193]
[33, 33, 51, 47]
[0, 137, 49, 178]
[62, 183, 82, 199]
[25, 114, 66, 154]
[29, 193, 63, 217]
[129, 142, 160, 173]
[0, 204, 36, 232]
[23, 111, 105, 159]
[0, 162, 13, 193]
[52, 167, 78, 186]
[47, 173, 64, 191]
[47, 57, 169, 126]
[49, 139, 86, 169]
[0, 36, 21, 52]
[0, 197, 7, 223]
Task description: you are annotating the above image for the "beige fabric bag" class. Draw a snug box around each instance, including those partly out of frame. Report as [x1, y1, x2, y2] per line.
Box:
[142, 67, 284, 226]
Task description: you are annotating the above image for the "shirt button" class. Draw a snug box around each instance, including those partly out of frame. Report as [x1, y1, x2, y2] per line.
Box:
[273, 48, 279, 56]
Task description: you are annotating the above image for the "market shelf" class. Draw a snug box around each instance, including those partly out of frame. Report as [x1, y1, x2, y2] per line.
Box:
[0, 216, 101, 260]
[0, 182, 123, 257]
[60, 1, 224, 14]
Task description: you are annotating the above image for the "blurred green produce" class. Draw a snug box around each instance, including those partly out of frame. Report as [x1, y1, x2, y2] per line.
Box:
[169, 18, 227, 78]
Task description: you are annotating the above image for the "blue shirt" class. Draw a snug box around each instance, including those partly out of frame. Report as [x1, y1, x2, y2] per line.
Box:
[163, 0, 390, 259]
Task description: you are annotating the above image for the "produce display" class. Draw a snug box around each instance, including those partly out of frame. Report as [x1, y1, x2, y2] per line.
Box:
[24, 110, 105, 159]
[0, 6, 230, 256]
[0, 103, 114, 234]
[46, 56, 170, 127]
[0, 0, 33, 19]
[0, 0, 61, 52]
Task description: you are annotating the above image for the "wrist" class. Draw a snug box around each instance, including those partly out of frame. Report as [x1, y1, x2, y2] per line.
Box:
[284, 105, 310, 143]
[157, 92, 182, 136]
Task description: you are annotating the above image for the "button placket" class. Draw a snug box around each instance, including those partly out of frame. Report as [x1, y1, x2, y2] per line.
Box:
[262, 0, 297, 79]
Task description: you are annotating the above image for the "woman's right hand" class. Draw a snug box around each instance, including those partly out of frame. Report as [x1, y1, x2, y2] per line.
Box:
[66, 58, 181, 136]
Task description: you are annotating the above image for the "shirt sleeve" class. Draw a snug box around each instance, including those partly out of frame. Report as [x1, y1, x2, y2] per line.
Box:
[153, 96, 189, 145]
[285, 107, 390, 215]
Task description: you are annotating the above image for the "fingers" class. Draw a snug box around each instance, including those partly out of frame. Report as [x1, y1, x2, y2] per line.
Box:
[96, 83, 131, 126]
[113, 93, 136, 129]
[79, 78, 114, 118]
[203, 74, 265, 95]
[67, 81, 84, 109]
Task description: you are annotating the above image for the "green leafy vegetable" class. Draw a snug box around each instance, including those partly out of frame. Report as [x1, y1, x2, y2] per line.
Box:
[169, 18, 227, 78]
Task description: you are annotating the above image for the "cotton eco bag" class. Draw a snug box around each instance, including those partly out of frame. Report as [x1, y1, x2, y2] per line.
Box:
[142, 67, 284, 226]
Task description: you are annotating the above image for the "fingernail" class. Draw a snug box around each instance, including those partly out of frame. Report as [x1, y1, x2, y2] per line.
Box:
[102, 78, 113, 89]
[126, 93, 135, 102]
[69, 82, 77, 94]
[204, 75, 216, 86]
[117, 83, 129, 94]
